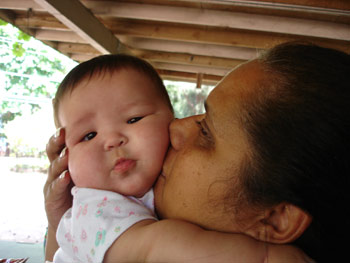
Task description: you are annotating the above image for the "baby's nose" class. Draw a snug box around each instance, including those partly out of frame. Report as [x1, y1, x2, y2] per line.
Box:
[104, 133, 127, 151]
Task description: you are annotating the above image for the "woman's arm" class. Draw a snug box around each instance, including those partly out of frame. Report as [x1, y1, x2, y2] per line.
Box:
[45, 129, 311, 263]
[45, 225, 60, 261]
[44, 128, 73, 261]
[105, 219, 309, 263]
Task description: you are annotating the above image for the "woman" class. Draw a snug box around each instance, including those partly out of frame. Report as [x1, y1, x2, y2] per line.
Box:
[44, 42, 349, 262]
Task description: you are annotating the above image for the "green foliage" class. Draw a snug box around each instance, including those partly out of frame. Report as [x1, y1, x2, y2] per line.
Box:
[18, 31, 31, 41]
[0, 110, 17, 125]
[166, 83, 212, 118]
[12, 42, 25, 57]
[10, 163, 48, 174]
[0, 19, 76, 140]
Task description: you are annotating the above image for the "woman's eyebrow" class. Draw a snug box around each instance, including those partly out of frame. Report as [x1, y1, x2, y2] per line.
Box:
[204, 101, 214, 120]
[204, 101, 209, 113]
[204, 101, 216, 134]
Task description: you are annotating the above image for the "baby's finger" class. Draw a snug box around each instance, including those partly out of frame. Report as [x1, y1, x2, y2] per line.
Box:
[46, 127, 66, 162]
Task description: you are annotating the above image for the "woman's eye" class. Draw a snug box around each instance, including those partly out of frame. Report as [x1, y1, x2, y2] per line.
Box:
[82, 132, 97, 141]
[196, 121, 208, 136]
[195, 120, 215, 148]
[127, 117, 143, 124]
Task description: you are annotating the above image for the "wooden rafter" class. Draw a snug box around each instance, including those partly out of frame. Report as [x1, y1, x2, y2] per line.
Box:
[0, 0, 349, 85]
[82, 1, 350, 41]
[13, 13, 350, 54]
[33, 0, 131, 54]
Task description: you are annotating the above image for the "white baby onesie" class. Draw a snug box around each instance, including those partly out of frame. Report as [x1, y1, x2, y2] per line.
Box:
[54, 187, 157, 263]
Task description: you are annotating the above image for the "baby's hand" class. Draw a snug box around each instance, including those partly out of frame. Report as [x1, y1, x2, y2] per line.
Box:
[44, 128, 73, 230]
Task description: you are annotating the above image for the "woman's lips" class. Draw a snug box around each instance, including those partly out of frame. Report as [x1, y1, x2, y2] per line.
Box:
[114, 158, 136, 174]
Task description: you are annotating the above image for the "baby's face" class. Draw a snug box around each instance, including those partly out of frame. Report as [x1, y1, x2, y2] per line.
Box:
[58, 68, 173, 197]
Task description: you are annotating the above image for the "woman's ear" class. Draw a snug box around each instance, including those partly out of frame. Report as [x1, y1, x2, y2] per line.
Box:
[245, 203, 312, 244]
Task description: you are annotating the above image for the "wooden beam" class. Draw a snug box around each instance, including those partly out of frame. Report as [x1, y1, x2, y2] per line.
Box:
[15, 14, 68, 30]
[13, 13, 350, 54]
[0, 9, 16, 24]
[136, 50, 244, 69]
[83, 1, 350, 41]
[157, 69, 222, 86]
[177, 0, 350, 12]
[70, 53, 95, 62]
[34, 29, 257, 61]
[117, 36, 258, 60]
[0, 9, 59, 52]
[106, 19, 266, 48]
[0, 0, 44, 11]
[33, 0, 131, 54]
[34, 29, 86, 43]
[242, 0, 350, 10]
[152, 61, 230, 76]
[57, 42, 100, 55]
[54, 42, 244, 68]
[57, 44, 244, 72]
[106, 18, 350, 53]
[196, 73, 203, 89]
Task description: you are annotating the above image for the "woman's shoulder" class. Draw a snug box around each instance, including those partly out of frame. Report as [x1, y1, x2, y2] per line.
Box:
[105, 219, 314, 263]
[268, 244, 316, 263]
[148, 219, 315, 263]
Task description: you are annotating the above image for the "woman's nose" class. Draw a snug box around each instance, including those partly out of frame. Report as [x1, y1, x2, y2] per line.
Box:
[104, 133, 127, 151]
[169, 115, 203, 150]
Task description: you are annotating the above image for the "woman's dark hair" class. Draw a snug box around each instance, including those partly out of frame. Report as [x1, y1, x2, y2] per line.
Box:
[239, 42, 350, 261]
[53, 54, 173, 127]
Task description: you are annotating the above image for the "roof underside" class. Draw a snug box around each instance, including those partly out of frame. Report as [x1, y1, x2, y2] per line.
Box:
[1, 0, 349, 86]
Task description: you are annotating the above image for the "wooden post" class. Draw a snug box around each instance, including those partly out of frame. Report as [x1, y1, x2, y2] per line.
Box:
[196, 73, 203, 89]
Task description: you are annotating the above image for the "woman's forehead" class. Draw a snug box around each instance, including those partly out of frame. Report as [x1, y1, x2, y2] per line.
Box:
[206, 60, 265, 136]
[210, 60, 268, 107]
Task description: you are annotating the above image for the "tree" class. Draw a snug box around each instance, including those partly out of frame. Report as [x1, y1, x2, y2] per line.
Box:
[0, 19, 76, 140]
[165, 82, 212, 118]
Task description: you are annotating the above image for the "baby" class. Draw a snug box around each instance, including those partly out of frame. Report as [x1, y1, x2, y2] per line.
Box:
[52, 54, 173, 262]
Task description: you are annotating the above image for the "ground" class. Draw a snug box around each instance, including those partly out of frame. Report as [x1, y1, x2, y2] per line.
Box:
[0, 157, 46, 261]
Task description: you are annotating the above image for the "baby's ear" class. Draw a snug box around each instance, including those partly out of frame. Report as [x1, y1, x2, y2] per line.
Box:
[245, 203, 312, 244]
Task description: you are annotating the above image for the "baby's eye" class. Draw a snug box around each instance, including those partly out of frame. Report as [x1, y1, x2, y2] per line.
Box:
[82, 132, 97, 141]
[127, 117, 143, 124]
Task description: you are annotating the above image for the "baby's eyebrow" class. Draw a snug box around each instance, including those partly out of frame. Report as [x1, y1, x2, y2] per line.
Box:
[70, 113, 94, 128]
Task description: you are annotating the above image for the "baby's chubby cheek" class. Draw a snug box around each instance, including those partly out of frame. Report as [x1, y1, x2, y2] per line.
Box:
[68, 158, 103, 189]
[67, 166, 80, 187]
[67, 160, 84, 187]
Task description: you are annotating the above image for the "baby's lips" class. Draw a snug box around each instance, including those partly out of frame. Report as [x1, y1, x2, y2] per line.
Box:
[114, 158, 136, 173]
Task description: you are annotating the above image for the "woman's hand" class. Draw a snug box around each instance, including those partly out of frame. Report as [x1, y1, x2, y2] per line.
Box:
[44, 128, 73, 230]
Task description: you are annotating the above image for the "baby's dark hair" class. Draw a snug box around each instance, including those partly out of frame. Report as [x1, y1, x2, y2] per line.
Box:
[53, 54, 173, 127]
[238, 42, 350, 261]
